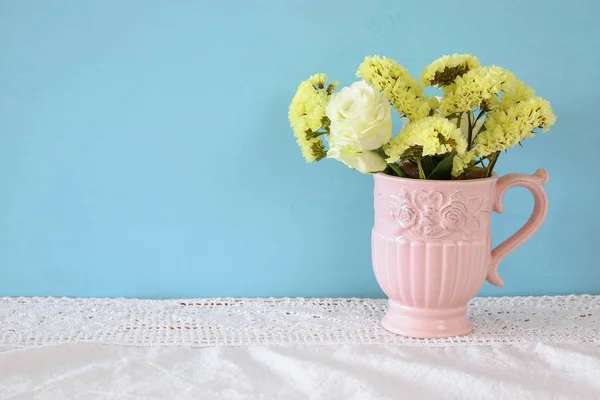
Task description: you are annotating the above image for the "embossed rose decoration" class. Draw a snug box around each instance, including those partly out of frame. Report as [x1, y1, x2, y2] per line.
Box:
[388, 189, 488, 239]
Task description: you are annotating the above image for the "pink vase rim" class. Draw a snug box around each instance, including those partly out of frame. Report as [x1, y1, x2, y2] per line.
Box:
[373, 172, 499, 185]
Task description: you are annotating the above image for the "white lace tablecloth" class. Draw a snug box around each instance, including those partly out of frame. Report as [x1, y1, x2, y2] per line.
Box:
[1, 296, 599, 399]
[1, 295, 599, 347]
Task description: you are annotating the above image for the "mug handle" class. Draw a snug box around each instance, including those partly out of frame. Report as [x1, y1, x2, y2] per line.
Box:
[486, 169, 549, 287]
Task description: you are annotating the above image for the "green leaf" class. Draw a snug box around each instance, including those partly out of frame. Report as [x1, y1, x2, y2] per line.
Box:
[417, 159, 426, 180]
[387, 162, 406, 177]
[427, 154, 454, 180]
[420, 156, 435, 177]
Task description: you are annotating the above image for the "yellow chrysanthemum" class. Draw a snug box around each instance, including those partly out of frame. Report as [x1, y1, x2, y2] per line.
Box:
[451, 151, 476, 177]
[474, 96, 556, 157]
[357, 56, 431, 121]
[288, 74, 339, 162]
[420, 54, 481, 87]
[441, 66, 514, 115]
[385, 116, 467, 162]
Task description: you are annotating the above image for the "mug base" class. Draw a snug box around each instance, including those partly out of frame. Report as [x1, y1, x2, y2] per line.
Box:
[382, 300, 472, 339]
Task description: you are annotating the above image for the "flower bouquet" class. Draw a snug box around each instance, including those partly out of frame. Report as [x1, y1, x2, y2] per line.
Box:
[288, 54, 555, 338]
[289, 54, 555, 179]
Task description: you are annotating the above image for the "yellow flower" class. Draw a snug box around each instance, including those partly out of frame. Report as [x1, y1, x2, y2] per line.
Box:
[357, 56, 430, 121]
[297, 137, 327, 163]
[385, 116, 467, 162]
[308, 73, 328, 87]
[498, 77, 536, 111]
[427, 95, 440, 110]
[475, 96, 556, 156]
[289, 80, 329, 133]
[288, 74, 339, 162]
[420, 54, 481, 87]
[441, 66, 514, 115]
[451, 151, 476, 177]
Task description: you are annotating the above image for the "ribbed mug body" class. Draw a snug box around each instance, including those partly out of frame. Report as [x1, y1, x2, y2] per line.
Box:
[372, 173, 496, 338]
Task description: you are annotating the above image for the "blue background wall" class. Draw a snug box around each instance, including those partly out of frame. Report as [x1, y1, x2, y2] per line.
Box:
[0, 0, 598, 298]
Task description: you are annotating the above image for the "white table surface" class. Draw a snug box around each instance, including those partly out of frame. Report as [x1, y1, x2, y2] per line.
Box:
[1, 296, 599, 400]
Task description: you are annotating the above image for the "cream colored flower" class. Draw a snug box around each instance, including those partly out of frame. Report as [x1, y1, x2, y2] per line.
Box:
[420, 54, 481, 87]
[357, 56, 431, 121]
[385, 116, 467, 162]
[327, 146, 387, 174]
[326, 80, 392, 151]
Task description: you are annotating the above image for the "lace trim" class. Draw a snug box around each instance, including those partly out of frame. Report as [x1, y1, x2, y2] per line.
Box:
[1, 296, 598, 347]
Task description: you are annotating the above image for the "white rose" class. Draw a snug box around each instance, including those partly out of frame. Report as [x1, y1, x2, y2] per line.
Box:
[327, 146, 387, 174]
[326, 81, 392, 151]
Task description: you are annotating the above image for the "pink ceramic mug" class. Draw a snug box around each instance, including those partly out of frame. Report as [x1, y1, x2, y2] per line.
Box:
[372, 169, 549, 338]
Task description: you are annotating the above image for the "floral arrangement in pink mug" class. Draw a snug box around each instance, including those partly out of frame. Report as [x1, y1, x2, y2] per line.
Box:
[288, 54, 555, 338]
[288, 54, 556, 179]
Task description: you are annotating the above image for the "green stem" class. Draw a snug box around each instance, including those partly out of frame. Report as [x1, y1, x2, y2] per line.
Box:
[474, 109, 485, 125]
[388, 162, 405, 177]
[473, 158, 485, 166]
[485, 152, 500, 177]
[374, 147, 387, 158]
[417, 159, 426, 180]
[306, 130, 327, 139]
[466, 112, 473, 151]
[471, 109, 486, 139]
